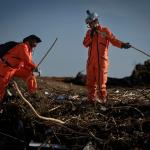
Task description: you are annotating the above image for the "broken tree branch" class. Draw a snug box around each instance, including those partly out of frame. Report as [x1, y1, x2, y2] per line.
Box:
[13, 81, 65, 125]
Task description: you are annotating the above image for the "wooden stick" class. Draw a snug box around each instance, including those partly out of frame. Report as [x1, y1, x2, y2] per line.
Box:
[13, 81, 65, 125]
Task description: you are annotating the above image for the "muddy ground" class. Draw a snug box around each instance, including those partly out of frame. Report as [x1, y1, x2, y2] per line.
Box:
[0, 76, 150, 150]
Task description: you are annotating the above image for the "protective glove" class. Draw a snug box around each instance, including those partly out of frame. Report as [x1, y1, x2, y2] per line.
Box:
[90, 27, 98, 37]
[121, 43, 131, 49]
[33, 67, 39, 73]
[33, 67, 41, 76]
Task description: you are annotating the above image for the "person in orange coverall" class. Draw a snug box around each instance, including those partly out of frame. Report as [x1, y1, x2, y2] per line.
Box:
[0, 35, 41, 103]
[83, 10, 131, 103]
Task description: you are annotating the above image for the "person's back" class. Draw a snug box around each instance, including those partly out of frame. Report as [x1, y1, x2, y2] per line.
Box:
[2, 42, 31, 69]
[0, 41, 18, 58]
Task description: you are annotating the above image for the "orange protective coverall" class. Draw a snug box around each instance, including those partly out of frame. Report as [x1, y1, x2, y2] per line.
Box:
[83, 25, 122, 101]
[0, 42, 36, 102]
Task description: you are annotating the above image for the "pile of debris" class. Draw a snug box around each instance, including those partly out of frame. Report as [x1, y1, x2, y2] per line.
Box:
[0, 77, 149, 149]
[131, 59, 150, 85]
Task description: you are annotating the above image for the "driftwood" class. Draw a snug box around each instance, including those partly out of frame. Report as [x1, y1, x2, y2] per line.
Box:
[13, 81, 65, 125]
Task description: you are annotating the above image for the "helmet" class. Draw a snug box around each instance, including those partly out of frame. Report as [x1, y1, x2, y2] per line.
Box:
[85, 10, 98, 24]
[23, 34, 42, 43]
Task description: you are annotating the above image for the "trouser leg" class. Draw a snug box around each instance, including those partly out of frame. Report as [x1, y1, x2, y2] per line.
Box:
[86, 65, 96, 101]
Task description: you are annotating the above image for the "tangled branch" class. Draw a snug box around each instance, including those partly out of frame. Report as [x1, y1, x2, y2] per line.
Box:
[13, 81, 65, 125]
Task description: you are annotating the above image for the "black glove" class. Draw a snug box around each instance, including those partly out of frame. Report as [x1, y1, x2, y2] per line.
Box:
[90, 27, 98, 37]
[33, 67, 39, 73]
[121, 42, 131, 49]
[33, 67, 41, 76]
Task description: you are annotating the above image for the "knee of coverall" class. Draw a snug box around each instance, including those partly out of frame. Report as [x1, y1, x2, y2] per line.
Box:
[27, 75, 37, 94]
[14, 68, 37, 94]
[14, 67, 31, 79]
[86, 62, 96, 85]
[95, 68, 108, 99]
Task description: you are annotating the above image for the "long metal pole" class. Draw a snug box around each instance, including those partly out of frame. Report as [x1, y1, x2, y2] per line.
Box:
[131, 45, 150, 58]
[36, 38, 58, 68]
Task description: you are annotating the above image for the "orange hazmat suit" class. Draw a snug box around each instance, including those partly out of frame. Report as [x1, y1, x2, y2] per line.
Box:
[83, 25, 122, 102]
[0, 42, 36, 102]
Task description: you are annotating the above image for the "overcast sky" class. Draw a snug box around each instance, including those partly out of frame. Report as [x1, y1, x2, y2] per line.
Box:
[0, 0, 150, 78]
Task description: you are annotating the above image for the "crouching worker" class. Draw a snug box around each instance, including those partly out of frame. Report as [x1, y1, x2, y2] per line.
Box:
[83, 10, 131, 104]
[0, 35, 41, 103]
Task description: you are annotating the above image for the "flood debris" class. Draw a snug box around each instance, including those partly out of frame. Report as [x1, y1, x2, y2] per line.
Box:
[0, 73, 150, 149]
[83, 141, 95, 150]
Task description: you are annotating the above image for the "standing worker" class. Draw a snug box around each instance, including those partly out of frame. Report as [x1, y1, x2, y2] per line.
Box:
[83, 10, 131, 103]
[0, 35, 41, 103]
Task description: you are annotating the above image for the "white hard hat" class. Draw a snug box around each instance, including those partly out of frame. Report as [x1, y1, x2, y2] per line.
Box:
[85, 10, 98, 24]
